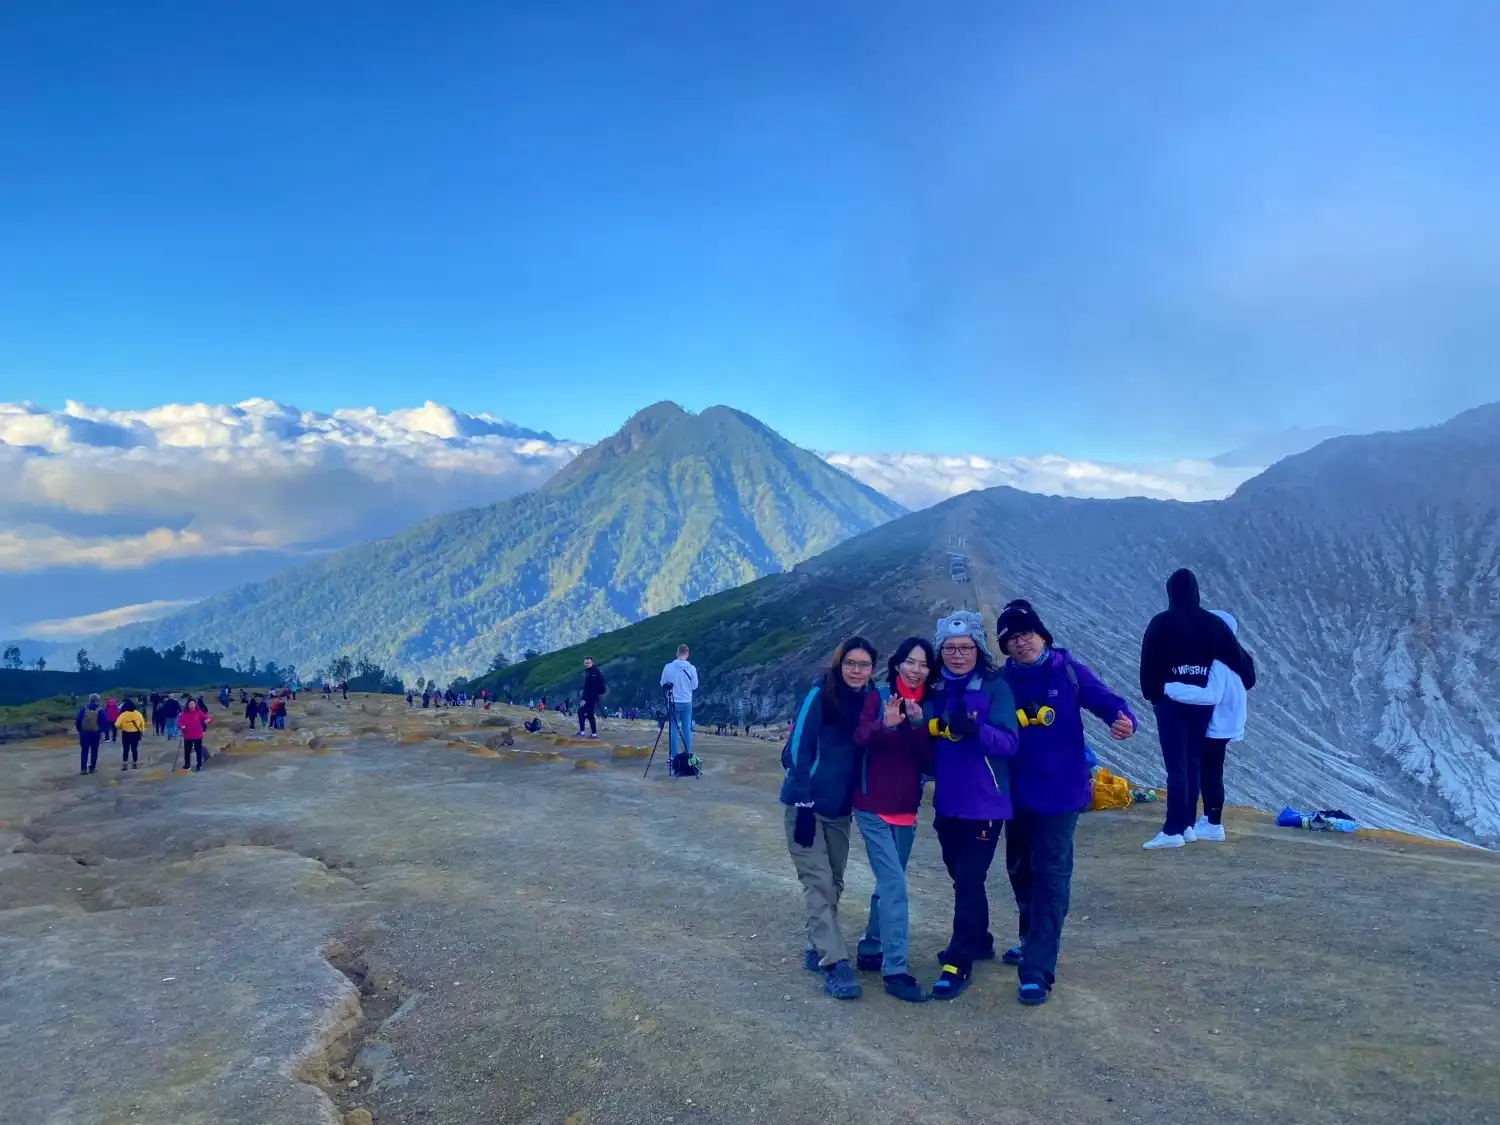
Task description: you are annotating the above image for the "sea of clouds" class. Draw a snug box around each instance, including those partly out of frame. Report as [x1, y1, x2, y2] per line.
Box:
[0, 398, 1260, 637]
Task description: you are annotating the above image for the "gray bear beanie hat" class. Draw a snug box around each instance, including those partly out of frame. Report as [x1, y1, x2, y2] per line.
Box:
[934, 610, 994, 664]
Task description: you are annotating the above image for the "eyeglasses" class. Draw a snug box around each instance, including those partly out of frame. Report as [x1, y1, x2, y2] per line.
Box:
[841, 659, 874, 672]
[940, 644, 977, 656]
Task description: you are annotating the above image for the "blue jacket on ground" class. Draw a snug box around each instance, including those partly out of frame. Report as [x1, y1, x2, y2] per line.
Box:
[924, 668, 1019, 821]
[779, 682, 871, 819]
[1002, 648, 1136, 815]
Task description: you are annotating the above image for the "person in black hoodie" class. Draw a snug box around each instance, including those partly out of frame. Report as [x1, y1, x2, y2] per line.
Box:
[1138, 569, 1256, 849]
[578, 657, 606, 738]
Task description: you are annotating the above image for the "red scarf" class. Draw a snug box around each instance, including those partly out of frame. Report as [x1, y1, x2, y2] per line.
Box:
[894, 678, 925, 703]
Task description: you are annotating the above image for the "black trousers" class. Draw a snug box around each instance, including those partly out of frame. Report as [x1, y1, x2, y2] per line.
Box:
[1005, 808, 1079, 989]
[934, 816, 1001, 972]
[578, 699, 597, 734]
[184, 739, 205, 770]
[154, 716, 165, 736]
[1154, 701, 1212, 836]
[121, 732, 142, 764]
[1201, 738, 1230, 825]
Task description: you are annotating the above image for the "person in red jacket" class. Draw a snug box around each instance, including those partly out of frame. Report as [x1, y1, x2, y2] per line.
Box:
[178, 699, 212, 772]
[851, 637, 937, 1003]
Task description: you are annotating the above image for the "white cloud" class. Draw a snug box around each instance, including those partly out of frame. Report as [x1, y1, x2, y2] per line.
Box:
[0, 397, 1264, 581]
[16, 599, 199, 640]
[0, 399, 583, 572]
[823, 451, 1258, 509]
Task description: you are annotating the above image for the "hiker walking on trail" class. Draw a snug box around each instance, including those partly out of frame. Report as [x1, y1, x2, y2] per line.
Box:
[1138, 569, 1256, 850]
[780, 637, 878, 1001]
[160, 693, 182, 741]
[997, 600, 1135, 1006]
[924, 611, 1020, 1000]
[102, 697, 120, 743]
[115, 698, 146, 769]
[179, 699, 211, 772]
[851, 637, 937, 1004]
[76, 693, 105, 774]
[1163, 609, 1248, 842]
[257, 695, 271, 727]
[269, 695, 287, 729]
[246, 695, 260, 729]
[659, 645, 699, 772]
[578, 657, 606, 738]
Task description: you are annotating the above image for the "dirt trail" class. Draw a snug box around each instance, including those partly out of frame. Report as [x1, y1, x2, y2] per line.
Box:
[2, 694, 1497, 1125]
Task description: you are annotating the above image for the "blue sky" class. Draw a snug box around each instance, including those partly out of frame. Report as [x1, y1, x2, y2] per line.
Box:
[2, 0, 1498, 460]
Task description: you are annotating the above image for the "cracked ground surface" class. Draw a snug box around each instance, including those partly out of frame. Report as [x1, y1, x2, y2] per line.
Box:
[2, 695, 1498, 1125]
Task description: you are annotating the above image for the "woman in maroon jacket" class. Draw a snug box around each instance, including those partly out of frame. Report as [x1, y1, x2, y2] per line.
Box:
[852, 637, 937, 1003]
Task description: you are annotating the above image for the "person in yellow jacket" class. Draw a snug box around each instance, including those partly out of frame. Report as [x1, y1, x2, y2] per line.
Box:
[114, 698, 148, 770]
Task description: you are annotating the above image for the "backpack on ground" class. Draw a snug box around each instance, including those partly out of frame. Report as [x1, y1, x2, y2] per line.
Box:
[80, 708, 99, 734]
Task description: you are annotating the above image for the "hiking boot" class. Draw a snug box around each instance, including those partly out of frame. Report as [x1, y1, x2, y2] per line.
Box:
[855, 939, 883, 973]
[803, 950, 822, 972]
[1143, 831, 1185, 850]
[131, 762, 138, 769]
[883, 974, 927, 1003]
[822, 960, 862, 1000]
[1193, 818, 1226, 842]
[1018, 982, 1049, 1006]
[1002, 945, 1023, 965]
[930, 964, 970, 1000]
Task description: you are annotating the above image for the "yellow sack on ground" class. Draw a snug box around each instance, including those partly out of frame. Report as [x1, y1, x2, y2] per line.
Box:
[1089, 767, 1133, 811]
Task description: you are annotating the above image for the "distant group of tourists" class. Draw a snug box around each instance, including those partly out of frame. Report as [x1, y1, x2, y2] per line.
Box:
[74, 684, 301, 775]
[777, 567, 1255, 1007]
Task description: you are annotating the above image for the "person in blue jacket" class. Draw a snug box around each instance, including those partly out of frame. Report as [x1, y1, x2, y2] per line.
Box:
[997, 599, 1136, 1006]
[779, 636, 879, 1001]
[924, 611, 1020, 999]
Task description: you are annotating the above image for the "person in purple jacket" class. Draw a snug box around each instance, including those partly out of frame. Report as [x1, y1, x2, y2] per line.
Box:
[997, 599, 1136, 1006]
[923, 611, 1020, 999]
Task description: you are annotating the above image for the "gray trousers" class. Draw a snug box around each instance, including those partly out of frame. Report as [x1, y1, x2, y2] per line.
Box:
[784, 805, 851, 967]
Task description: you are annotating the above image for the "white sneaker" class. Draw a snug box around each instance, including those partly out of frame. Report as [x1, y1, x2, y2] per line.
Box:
[1194, 819, 1226, 842]
[1143, 831, 1185, 850]
[1182, 826, 1197, 843]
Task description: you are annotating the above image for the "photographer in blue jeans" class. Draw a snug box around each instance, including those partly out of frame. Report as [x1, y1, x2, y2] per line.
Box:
[659, 644, 699, 774]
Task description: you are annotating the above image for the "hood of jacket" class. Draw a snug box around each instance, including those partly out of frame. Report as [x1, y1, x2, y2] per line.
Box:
[1167, 568, 1200, 609]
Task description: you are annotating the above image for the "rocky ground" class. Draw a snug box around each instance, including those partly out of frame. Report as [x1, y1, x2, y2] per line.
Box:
[2, 694, 1497, 1125]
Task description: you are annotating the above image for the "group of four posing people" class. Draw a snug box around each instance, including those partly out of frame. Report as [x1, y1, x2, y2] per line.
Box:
[779, 568, 1255, 1006]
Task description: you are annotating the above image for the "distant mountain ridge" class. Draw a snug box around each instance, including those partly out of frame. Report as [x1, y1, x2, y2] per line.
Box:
[89, 403, 904, 682]
[481, 404, 1500, 845]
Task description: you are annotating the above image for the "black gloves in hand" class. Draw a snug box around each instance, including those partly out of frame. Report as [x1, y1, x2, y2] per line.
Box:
[793, 804, 817, 848]
[946, 712, 980, 741]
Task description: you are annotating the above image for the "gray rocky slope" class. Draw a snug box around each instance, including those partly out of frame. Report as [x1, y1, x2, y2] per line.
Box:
[539, 403, 1500, 844]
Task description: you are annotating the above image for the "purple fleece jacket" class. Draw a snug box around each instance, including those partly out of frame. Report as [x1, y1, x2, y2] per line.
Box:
[1001, 648, 1136, 815]
[923, 668, 1020, 821]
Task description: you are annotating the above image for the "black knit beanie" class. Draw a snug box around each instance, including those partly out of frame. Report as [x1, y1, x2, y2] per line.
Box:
[996, 599, 1054, 651]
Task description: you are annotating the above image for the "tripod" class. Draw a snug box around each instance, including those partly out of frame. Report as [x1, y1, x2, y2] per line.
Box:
[644, 686, 699, 779]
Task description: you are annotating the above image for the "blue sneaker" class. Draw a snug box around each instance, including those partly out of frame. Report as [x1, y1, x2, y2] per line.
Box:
[1002, 946, 1023, 966]
[803, 950, 821, 972]
[1018, 982, 1048, 1006]
[822, 960, 862, 999]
